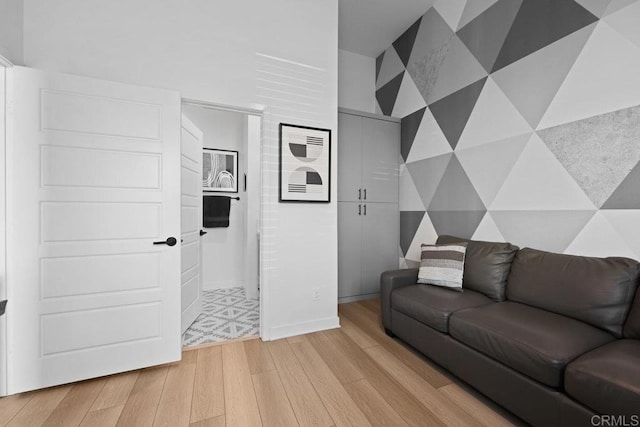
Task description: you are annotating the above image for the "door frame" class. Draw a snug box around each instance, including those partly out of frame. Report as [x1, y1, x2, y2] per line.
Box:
[0, 53, 12, 396]
[181, 98, 266, 340]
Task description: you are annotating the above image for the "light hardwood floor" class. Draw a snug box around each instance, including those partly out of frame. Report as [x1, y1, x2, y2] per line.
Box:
[0, 300, 522, 426]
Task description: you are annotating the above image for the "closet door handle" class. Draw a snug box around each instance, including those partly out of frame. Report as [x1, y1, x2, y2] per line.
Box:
[364, 204, 367, 216]
[153, 237, 177, 247]
[358, 189, 361, 200]
[358, 204, 361, 215]
[364, 189, 367, 200]
[199, 230, 208, 236]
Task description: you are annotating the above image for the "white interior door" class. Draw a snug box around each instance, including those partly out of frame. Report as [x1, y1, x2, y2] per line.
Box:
[180, 114, 203, 334]
[6, 66, 182, 394]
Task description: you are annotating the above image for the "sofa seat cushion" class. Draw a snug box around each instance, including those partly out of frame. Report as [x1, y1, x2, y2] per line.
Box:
[565, 340, 640, 416]
[449, 302, 614, 388]
[391, 285, 492, 333]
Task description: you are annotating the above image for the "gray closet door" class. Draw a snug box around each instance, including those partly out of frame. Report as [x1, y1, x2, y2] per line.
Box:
[361, 118, 400, 203]
[361, 202, 400, 295]
[338, 113, 363, 202]
[338, 202, 362, 298]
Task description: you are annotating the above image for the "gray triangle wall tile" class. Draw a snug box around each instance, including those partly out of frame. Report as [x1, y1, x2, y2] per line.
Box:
[375, 72, 404, 116]
[400, 211, 426, 256]
[401, 107, 426, 162]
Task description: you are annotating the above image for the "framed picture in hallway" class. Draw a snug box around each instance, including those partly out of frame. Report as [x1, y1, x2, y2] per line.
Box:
[279, 123, 332, 203]
[202, 148, 238, 193]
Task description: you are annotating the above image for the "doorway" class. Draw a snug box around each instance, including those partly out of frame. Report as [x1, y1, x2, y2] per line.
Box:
[180, 101, 262, 348]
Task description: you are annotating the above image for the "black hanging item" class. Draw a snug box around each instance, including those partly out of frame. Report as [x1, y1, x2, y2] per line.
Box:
[203, 195, 232, 228]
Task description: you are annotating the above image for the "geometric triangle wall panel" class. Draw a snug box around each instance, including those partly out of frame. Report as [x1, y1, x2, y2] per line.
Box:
[490, 135, 595, 210]
[565, 211, 638, 259]
[576, 0, 613, 18]
[392, 73, 427, 119]
[538, 104, 640, 208]
[376, 47, 406, 90]
[457, 0, 500, 30]
[429, 77, 487, 150]
[406, 107, 452, 163]
[428, 154, 486, 212]
[491, 23, 596, 129]
[400, 211, 426, 256]
[539, 22, 640, 129]
[404, 213, 439, 262]
[393, 17, 422, 68]
[428, 210, 487, 240]
[376, 51, 385, 82]
[601, 210, 640, 258]
[434, 0, 467, 31]
[491, 0, 598, 73]
[471, 212, 506, 242]
[406, 152, 453, 209]
[376, 72, 404, 116]
[604, 0, 640, 49]
[401, 107, 426, 162]
[457, 0, 523, 73]
[602, 161, 640, 209]
[491, 210, 596, 254]
[399, 164, 426, 211]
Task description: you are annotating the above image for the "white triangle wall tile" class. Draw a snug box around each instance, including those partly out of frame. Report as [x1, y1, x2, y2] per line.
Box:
[456, 133, 531, 207]
[434, 0, 467, 31]
[406, 108, 453, 163]
[603, 1, 640, 49]
[456, 77, 533, 151]
[405, 215, 438, 262]
[399, 164, 426, 211]
[376, 47, 406, 89]
[457, 0, 499, 30]
[471, 212, 505, 241]
[490, 135, 596, 210]
[392, 73, 427, 119]
[604, 0, 639, 16]
[600, 210, 640, 259]
[565, 211, 638, 258]
[538, 21, 640, 130]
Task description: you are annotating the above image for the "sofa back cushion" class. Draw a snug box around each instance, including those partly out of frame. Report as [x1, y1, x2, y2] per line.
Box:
[623, 287, 640, 338]
[436, 235, 518, 301]
[507, 248, 640, 337]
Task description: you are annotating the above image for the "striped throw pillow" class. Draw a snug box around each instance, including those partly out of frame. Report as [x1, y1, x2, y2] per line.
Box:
[417, 243, 467, 291]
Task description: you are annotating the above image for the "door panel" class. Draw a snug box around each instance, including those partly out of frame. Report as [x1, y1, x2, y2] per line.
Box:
[338, 113, 363, 202]
[338, 202, 363, 298]
[361, 118, 400, 203]
[6, 66, 181, 393]
[361, 203, 400, 295]
[180, 114, 203, 334]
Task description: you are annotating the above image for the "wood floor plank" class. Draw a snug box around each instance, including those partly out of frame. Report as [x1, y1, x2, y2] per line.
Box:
[252, 370, 298, 427]
[0, 393, 34, 426]
[340, 302, 452, 388]
[359, 299, 381, 315]
[7, 385, 72, 427]
[221, 341, 262, 427]
[344, 379, 409, 427]
[266, 340, 333, 427]
[43, 379, 106, 427]
[289, 338, 371, 427]
[79, 405, 124, 427]
[153, 356, 197, 427]
[189, 415, 225, 427]
[308, 332, 365, 385]
[365, 345, 478, 427]
[440, 384, 516, 427]
[90, 371, 139, 412]
[115, 366, 168, 427]
[338, 317, 378, 349]
[190, 346, 224, 423]
[244, 339, 275, 375]
[323, 328, 445, 427]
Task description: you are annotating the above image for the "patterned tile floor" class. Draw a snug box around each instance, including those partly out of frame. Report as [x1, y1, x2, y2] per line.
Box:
[182, 287, 260, 348]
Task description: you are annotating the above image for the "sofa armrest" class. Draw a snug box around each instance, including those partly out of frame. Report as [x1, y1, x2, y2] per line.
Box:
[381, 268, 419, 330]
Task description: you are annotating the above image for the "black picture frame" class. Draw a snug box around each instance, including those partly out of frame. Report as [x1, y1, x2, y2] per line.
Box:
[202, 148, 239, 193]
[279, 123, 332, 203]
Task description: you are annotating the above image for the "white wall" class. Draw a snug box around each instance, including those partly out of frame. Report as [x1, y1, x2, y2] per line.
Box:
[0, 0, 23, 64]
[245, 116, 261, 300]
[182, 105, 248, 292]
[338, 49, 376, 113]
[22, 0, 339, 340]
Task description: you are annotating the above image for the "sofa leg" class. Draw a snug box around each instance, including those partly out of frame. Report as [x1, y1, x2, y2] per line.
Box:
[385, 328, 395, 338]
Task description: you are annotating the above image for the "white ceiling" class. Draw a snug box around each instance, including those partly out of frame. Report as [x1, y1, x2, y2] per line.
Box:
[339, 0, 435, 58]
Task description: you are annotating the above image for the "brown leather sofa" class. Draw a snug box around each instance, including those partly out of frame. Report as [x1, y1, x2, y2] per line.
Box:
[381, 235, 640, 426]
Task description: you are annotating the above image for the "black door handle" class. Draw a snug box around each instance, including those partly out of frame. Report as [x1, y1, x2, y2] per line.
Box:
[153, 237, 177, 246]
[200, 230, 208, 236]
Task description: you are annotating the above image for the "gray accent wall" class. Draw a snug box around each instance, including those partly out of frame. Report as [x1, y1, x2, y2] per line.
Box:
[375, 0, 640, 266]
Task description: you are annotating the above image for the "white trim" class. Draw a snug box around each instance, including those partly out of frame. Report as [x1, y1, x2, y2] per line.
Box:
[266, 316, 340, 341]
[338, 107, 401, 123]
[182, 98, 263, 116]
[0, 64, 7, 396]
[0, 54, 13, 68]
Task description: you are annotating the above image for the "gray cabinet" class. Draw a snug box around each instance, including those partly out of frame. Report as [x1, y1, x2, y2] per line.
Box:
[338, 110, 400, 301]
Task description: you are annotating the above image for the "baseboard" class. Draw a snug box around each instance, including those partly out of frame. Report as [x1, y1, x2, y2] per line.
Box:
[338, 292, 379, 304]
[266, 316, 340, 341]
